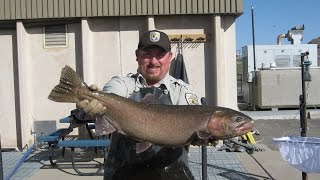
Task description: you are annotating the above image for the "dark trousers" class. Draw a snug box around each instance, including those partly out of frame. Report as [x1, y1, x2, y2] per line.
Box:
[105, 160, 194, 180]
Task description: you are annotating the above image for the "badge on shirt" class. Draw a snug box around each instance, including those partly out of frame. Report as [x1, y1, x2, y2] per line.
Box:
[185, 93, 199, 105]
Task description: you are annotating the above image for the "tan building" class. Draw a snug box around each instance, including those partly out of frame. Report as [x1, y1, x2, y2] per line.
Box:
[0, 0, 243, 149]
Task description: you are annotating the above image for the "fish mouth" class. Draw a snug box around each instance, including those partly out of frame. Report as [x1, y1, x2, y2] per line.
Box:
[234, 120, 255, 133]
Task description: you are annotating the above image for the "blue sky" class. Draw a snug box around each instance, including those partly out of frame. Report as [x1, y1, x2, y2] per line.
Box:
[236, 0, 319, 50]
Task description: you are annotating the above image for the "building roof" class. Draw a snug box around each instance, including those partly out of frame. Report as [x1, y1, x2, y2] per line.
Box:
[0, 0, 243, 21]
[308, 37, 320, 45]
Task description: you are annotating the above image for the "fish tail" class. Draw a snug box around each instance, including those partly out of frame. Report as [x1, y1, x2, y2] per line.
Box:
[48, 65, 85, 103]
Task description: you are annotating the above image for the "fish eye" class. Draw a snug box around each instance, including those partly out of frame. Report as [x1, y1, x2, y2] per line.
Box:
[235, 116, 243, 122]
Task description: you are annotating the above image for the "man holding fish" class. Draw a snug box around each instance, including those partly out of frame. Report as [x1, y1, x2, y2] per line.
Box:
[78, 30, 201, 179]
[49, 30, 254, 179]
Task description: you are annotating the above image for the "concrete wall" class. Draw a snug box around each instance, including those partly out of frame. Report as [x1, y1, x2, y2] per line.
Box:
[0, 15, 238, 148]
[0, 29, 17, 148]
[156, 15, 208, 97]
[82, 18, 123, 87]
[29, 24, 81, 137]
[82, 15, 238, 109]
[83, 15, 209, 97]
[255, 68, 320, 109]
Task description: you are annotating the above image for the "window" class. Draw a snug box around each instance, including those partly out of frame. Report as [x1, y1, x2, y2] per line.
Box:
[43, 25, 67, 48]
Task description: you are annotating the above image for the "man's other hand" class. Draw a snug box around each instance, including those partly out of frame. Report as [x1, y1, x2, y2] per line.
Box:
[76, 99, 106, 117]
[76, 84, 106, 117]
[89, 84, 99, 91]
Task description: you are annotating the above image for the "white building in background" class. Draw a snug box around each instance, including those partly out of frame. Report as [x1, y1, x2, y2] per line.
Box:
[240, 26, 319, 109]
[242, 44, 318, 82]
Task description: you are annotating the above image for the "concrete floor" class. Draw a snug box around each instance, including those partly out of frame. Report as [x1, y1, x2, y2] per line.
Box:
[253, 118, 320, 150]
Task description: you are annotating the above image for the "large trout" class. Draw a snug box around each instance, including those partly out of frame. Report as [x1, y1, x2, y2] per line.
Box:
[48, 65, 254, 147]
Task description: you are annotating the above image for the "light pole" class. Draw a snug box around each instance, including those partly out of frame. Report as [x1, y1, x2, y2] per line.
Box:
[0, 135, 3, 180]
[300, 51, 310, 180]
[251, 6, 257, 110]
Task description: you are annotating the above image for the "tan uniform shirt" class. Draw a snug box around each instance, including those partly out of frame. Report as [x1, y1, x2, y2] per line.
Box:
[102, 72, 200, 105]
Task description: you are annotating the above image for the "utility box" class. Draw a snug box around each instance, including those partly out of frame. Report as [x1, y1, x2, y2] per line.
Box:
[254, 68, 320, 109]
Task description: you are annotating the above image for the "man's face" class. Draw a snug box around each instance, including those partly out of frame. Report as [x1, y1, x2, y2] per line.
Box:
[136, 46, 172, 86]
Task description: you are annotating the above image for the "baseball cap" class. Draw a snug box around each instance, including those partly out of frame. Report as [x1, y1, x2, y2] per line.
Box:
[138, 30, 171, 52]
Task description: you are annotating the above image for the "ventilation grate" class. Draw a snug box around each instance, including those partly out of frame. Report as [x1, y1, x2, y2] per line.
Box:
[275, 55, 290, 67]
[44, 25, 67, 48]
[292, 55, 301, 67]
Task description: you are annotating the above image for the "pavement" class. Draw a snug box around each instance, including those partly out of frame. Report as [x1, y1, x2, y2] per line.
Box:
[1, 109, 320, 180]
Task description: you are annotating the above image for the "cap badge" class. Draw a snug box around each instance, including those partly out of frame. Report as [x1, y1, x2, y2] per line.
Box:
[149, 31, 160, 42]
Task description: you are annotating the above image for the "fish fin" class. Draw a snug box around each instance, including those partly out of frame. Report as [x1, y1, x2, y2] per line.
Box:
[196, 131, 212, 139]
[136, 142, 152, 153]
[95, 116, 116, 136]
[141, 93, 163, 104]
[48, 65, 86, 103]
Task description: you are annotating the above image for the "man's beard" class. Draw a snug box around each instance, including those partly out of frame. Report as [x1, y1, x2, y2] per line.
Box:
[144, 75, 161, 85]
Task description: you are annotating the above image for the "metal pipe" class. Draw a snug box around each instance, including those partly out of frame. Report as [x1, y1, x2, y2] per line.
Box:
[200, 97, 208, 180]
[5, 145, 35, 180]
[201, 146, 207, 180]
[267, 67, 320, 70]
[277, 34, 287, 45]
[251, 6, 257, 73]
[251, 6, 257, 111]
[0, 135, 3, 180]
[300, 51, 309, 180]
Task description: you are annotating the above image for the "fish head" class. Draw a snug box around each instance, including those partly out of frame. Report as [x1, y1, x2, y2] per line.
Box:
[207, 108, 255, 139]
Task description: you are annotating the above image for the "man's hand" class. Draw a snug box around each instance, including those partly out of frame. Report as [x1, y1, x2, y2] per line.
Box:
[76, 84, 106, 117]
[88, 84, 99, 91]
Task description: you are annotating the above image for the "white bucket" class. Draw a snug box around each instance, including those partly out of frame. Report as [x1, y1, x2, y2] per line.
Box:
[273, 136, 320, 173]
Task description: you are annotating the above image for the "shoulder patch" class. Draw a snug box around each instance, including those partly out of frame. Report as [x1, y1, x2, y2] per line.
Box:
[175, 79, 188, 86]
[185, 93, 199, 105]
[171, 78, 190, 91]
[126, 73, 135, 78]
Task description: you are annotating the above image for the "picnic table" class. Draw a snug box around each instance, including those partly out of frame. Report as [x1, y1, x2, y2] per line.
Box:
[37, 116, 110, 176]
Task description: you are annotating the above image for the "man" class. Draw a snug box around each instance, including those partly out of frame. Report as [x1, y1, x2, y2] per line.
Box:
[77, 30, 201, 180]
